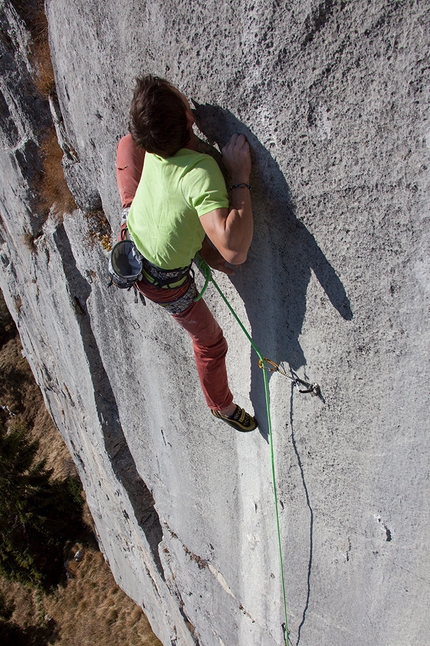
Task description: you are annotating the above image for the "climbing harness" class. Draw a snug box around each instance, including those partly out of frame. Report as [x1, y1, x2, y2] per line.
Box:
[158, 280, 198, 315]
[194, 255, 320, 646]
[140, 258, 191, 290]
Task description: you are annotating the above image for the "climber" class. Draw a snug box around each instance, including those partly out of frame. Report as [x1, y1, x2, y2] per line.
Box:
[115, 74, 256, 432]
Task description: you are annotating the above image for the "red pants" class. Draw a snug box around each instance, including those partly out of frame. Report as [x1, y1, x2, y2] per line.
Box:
[116, 135, 233, 411]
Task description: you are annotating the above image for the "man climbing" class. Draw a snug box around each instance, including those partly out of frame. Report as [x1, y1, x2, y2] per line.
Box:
[116, 75, 256, 432]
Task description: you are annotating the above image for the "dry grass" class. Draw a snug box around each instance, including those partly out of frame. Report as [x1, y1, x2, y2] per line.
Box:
[32, 34, 55, 98]
[0, 336, 42, 421]
[18, 2, 113, 244]
[19, 1, 78, 220]
[85, 210, 113, 252]
[21, 0, 56, 98]
[42, 548, 161, 646]
[32, 35, 56, 98]
[0, 546, 162, 646]
[38, 129, 77, 218]
[0, 301, 162, 645]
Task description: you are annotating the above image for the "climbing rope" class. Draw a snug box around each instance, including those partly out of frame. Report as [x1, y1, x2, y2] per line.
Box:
[194, 255, 302, 644]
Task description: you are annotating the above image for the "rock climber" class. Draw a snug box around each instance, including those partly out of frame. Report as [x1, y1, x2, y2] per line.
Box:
[115, 74, 256, 432]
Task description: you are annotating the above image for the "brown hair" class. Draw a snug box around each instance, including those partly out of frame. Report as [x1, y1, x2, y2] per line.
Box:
[129, 75, 190, 157]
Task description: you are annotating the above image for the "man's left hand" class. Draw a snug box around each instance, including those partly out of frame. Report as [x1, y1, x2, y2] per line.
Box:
[199, 237, 236, 275]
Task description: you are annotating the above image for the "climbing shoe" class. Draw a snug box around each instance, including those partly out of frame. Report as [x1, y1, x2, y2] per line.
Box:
[211, 405, 257, 432]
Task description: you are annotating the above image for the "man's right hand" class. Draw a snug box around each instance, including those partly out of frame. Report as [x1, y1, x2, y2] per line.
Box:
[200, 133, 253, 266]
[221, 133, 251, 183]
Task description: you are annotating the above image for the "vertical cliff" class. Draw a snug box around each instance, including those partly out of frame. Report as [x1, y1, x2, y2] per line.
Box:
[0, 1, 429, 644]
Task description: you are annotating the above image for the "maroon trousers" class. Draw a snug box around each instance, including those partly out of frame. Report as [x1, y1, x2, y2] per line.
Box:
[116, 135, 233, 411]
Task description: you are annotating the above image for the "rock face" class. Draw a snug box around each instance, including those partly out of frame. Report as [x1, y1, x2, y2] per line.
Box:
[0, 1, 429, 644]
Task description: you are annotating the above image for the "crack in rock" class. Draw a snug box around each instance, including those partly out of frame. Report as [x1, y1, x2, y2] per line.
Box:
[375, 515, 393, 542]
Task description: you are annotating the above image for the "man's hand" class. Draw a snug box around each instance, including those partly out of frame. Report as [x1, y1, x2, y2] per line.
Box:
[199, 237, 236, 275]
[221, 133, 251, 183]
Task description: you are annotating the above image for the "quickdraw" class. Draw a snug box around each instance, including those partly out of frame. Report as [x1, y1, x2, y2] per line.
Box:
[258, 357, 321, 396]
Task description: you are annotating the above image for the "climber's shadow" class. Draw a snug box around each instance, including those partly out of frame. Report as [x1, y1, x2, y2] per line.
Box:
[193, 102, 353, 440]
[193, 102, 352, 646]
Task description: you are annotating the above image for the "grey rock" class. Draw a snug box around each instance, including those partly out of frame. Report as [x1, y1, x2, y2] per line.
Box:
[0, 1, 429, 645]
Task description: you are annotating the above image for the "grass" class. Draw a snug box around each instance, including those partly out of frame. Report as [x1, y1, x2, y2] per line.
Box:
[14, 0, 113, 246]
[0, 546, 162, 646]
[16, 0, 56, 98]
[0, 291, 162, 645]
[15, 0, 78, 222]
[85, 210, 113, 252]
[0, 547, 162, 646]
[38, 129, 77, 219]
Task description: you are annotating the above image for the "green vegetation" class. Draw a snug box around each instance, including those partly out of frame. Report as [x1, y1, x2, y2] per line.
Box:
[0, 290, 83, 590]
[0, 418, 83, 589]
[0, 294, 15, 347]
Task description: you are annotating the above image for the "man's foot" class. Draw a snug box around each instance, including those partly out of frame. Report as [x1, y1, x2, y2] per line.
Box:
[211, 405, 257, 432]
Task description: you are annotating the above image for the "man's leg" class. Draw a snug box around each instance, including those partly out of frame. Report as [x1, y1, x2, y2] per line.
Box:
[175, 298, 257, 429]
[133, 277, 233, 411]
[116, 134, 145, 208]
[173, 299, 233, 411]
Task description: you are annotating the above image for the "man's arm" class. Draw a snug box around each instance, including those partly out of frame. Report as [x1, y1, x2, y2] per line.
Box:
[199, 133, 253, 266]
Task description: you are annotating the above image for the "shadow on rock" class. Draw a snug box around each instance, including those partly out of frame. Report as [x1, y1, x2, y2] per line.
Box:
[193, 103, 353, 440]
[53, 223, 164, 579]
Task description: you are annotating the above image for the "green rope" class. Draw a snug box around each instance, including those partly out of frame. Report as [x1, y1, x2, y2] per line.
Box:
[194, 257, 289, 645]
[193, 265, 211, 302]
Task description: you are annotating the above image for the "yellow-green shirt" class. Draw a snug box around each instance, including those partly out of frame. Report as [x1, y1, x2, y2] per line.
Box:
[127, 149, 229, 270]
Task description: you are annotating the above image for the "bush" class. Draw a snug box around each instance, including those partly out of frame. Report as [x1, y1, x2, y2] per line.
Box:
[0, 290, 16, 348]
[0, 588, 59, 645]
[0, 419, 84, 589]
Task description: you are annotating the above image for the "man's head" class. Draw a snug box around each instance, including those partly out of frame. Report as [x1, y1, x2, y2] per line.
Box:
[129, 75, 193, 157]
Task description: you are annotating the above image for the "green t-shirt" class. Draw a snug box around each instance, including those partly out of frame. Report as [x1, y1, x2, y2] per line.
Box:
[127, 149, 229, 270]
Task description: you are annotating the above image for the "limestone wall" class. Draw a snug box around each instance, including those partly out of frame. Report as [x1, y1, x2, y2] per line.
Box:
[0, 1, 428, 644]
